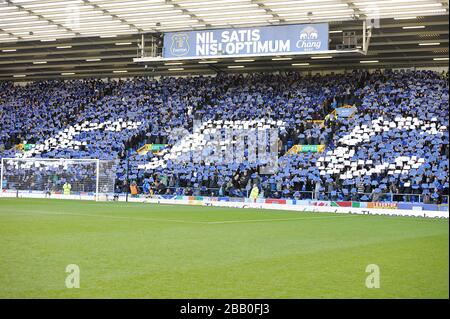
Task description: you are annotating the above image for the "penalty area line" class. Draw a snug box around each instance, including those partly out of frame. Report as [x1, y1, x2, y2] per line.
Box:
[205, 214, 361, 224]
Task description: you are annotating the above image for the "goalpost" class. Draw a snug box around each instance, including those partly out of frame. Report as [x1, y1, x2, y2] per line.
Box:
[0, 158, 118, 201]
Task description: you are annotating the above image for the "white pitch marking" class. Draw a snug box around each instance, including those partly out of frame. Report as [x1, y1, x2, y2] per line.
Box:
[0, 209, 361, 225]
[205, 214, 360, 224]
[0, 210, 205, 225]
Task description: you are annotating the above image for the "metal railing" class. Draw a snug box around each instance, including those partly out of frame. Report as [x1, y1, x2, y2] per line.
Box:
[317, 191, 449, 204]
[128, 185, 448, 204]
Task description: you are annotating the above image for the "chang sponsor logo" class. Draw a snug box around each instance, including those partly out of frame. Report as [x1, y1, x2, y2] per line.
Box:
[296, 26, 322, 51]
[170, 33, 190, 56]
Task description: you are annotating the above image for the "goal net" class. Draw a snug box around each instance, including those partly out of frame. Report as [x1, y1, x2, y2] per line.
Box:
[0, 158, 118, 201]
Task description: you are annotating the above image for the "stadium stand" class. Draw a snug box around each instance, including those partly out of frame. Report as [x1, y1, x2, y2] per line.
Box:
[0, 70, 448, 203]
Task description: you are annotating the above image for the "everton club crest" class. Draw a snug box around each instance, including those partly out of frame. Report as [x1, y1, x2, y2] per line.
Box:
[170, 33, 189, 56]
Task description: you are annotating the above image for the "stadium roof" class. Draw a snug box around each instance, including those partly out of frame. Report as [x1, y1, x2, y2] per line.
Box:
[0, 0, 448, 80]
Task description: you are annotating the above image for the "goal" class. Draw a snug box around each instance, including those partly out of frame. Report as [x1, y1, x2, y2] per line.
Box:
[0, 158, 118, 201]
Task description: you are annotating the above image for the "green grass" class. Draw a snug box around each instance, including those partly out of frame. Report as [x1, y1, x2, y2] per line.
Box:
[0, 198, 448, 299]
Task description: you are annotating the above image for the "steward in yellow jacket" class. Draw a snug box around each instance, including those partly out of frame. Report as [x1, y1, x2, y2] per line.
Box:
[249, 185, 259, 200]
[63, 182, 72, 195]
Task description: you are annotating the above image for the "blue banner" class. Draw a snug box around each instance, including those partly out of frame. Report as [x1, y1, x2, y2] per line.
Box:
[163, 23, 329, 59]
[335, 107, 357, 118]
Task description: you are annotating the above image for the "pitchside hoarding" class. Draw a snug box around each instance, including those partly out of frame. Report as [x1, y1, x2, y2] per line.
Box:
[163, 23, 329, 59]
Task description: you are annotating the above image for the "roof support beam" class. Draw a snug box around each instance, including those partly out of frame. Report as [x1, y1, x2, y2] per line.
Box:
[166, 0, 206, 27]
[5, 0, 79, 38]
[82, 0, 146, 34]
[251, 0, 285, 23]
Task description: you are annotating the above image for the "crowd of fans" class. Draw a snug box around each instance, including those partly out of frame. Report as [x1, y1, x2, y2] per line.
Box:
[0, 69, 448, 203]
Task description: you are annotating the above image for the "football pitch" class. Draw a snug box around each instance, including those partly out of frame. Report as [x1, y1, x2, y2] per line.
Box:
[0, 198, 448, 299]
